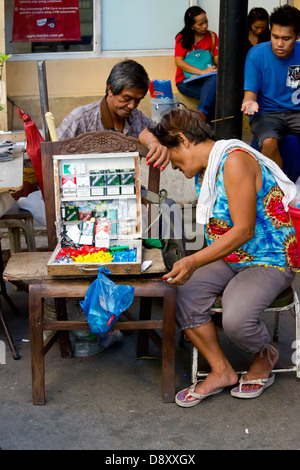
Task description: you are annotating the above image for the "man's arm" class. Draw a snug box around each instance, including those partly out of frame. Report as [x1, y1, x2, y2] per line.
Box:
[241, 90, 259, 116]
[139, 128, 170, 170]
[242, 47, 262, 116]
[57, 112, 79, 140]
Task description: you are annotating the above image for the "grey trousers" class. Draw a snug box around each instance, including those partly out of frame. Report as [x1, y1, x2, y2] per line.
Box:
[251, 110, 300, 147]
[176, 260, 294, 353]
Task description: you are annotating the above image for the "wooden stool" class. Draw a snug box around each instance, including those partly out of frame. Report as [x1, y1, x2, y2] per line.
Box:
[0, 203, 36, 359]
[0, 202, 36, 254]
[29, 277, 176, 405]
[0, 238, 21, 360]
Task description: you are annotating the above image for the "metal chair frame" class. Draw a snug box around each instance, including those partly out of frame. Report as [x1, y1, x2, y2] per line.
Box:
[191, 287, 300, 383]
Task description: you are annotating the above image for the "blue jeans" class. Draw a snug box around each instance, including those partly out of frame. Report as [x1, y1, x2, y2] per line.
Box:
[177, 74, 217, 120]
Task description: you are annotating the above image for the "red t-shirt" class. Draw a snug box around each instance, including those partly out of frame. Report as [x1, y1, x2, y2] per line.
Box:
[175, 30, 219, 84]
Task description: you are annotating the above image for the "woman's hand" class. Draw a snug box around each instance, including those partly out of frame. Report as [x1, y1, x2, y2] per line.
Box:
[203, 65, 217, 74]
[146, 141, 170, 170]
[175, 56, 216, 78]
[139, 128, 170, 171]
[162, 255, 197, 286]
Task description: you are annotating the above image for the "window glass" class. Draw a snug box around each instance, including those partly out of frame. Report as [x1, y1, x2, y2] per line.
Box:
[101, 0, 189, 51]
[4, 0, 192, 59]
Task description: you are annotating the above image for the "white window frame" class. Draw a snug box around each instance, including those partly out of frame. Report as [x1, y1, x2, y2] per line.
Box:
[9, 0, 195, 61]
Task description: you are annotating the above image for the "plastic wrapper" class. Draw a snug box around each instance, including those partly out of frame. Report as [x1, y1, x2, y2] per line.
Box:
[95, 217, 111, 248]
[149, 80, 173, 99]
[80, 267, 135, 335]
[17, 108, 45, 198]
[17, 190, 46, 226]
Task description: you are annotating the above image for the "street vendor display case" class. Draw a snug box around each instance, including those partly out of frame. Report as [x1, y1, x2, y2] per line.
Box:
[47, 152, 143, 275]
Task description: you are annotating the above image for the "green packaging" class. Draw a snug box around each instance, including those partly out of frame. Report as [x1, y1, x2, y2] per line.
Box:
[107, 207, 118, 235]
[106, 169, 120, 195]
[120, 169, 135, 185]
[120, 168, 135, 195]
[90, 170, 106, 196]
[62, 205, 79, 221]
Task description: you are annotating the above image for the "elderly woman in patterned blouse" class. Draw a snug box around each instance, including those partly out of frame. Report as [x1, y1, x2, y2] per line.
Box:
[148, 108, 298, 407]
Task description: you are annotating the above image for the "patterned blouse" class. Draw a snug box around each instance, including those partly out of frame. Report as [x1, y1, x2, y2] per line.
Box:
[195, 147, 299, 272]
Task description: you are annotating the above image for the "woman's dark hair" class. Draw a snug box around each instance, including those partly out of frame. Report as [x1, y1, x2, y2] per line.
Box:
[176, 6, 206, 50]
[248, 7, 269, 30]
[106, 59, 150, 95]
[148, 109, 215, 148]
[270, 4, 300, 36]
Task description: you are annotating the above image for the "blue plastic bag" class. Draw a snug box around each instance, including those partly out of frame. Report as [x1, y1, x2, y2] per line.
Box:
[80, 267, 135, 335]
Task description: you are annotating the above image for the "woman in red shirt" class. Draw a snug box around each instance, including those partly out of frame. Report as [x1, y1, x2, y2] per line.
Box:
[175, 6, 218, 123]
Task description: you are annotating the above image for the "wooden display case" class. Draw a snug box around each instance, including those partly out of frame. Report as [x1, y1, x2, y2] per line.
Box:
[47, 152, 143, 275]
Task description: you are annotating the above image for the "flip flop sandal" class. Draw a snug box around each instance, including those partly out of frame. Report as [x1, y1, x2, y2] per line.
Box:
[230, 374, 275, 399]
[175, 381, 223, 408]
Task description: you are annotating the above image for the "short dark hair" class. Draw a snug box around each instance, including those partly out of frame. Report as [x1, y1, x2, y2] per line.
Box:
[106, 60, 150, 95]
[148, 109, 215, 148]
[270, 4, 300, 36]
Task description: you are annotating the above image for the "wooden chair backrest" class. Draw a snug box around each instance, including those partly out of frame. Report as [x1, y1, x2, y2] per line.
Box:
[41, 130, 160, 251]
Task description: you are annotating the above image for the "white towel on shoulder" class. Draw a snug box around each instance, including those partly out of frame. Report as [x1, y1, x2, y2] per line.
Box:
[196, 139, 296, 225]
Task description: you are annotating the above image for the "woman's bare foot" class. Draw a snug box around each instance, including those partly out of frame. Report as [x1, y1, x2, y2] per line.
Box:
[194, 367, 238, 397]
[244, 343, 279, 381]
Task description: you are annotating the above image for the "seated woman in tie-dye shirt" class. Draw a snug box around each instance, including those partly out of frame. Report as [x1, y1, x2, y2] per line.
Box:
[148, 108, 298, 407]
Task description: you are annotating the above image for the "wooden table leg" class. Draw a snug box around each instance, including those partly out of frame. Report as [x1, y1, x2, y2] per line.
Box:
[161, 286, 176, 402]
[29, 283, 45, 405]
[136, 297, 152, 357]
[55, 298, 73, 358]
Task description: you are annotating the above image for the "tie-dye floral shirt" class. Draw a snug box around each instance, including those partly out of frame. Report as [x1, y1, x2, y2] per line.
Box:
[195, 147, 299, 272]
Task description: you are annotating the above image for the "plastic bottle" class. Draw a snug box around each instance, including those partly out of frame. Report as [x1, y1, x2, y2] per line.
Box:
[70, 329, 124, 357]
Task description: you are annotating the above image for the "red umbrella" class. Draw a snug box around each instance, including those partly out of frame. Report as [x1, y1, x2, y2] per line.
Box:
[17, 108, 45, 198]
